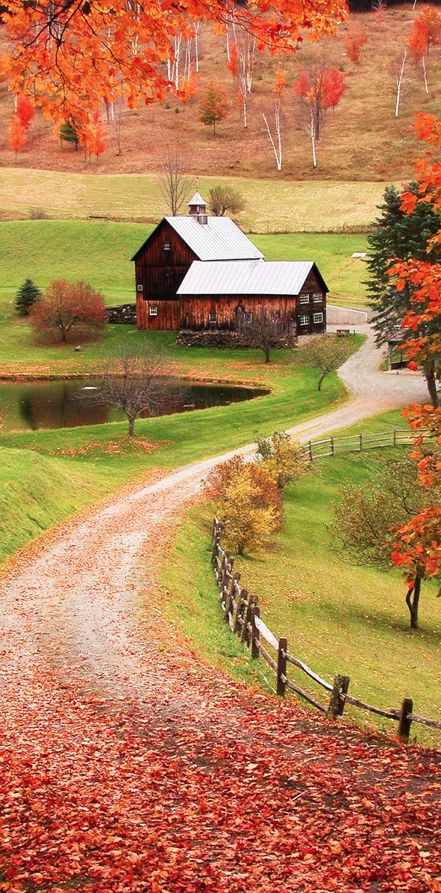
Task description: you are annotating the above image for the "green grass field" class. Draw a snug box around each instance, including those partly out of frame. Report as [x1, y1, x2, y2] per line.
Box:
[0, 170, 388, 233]
[0, 337, 361, 561]
[0, 220, 369, 375]
[162, 409, 441, 747]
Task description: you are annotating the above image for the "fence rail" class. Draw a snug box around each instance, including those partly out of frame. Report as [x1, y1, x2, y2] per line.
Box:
[211, 517, 441, 743]
[301, 428, 430, 462]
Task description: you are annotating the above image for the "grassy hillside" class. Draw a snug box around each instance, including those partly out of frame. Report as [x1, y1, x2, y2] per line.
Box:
[0, 170, 387, 232]
[0, 6, 439, 181]
[163, 410, 441, 746]
[0, 447, 114, 561]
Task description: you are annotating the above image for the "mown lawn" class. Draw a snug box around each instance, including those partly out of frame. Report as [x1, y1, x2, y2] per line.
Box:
[162, 409, 441, 747]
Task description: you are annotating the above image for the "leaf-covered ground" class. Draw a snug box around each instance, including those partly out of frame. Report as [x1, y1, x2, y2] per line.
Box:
[1, 457, 440, 893]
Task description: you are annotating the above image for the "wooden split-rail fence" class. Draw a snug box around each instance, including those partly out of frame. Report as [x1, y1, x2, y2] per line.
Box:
[300, 428, 430, 462]
[211, 518, 441, 743]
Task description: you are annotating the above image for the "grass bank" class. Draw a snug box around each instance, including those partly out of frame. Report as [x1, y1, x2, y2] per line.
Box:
[162, 409, 441, 746]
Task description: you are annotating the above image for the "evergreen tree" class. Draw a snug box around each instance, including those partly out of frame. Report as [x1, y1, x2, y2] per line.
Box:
[59, 120, 79, 150]
[366, 183, 441, 345]
[15, 278, 41, 316]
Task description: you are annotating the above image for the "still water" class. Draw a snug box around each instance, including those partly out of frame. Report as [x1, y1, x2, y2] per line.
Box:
[0, 378, 267, 431]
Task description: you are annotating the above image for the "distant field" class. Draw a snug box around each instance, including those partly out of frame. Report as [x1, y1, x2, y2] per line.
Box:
[0, 169, 388, 233]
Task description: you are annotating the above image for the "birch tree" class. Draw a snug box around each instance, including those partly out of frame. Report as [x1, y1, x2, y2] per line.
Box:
[393, 48, 412, 118]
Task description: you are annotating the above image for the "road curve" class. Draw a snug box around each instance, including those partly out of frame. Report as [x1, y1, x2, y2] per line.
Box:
[1, 329, 439, 893]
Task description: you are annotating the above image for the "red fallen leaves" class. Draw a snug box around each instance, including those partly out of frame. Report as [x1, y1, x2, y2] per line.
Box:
[48, 435, 170, 458]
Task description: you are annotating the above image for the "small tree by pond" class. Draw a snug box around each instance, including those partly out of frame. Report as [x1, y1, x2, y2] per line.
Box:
[237, 312, 294, 364]
[304, 334, 355, 390]
[29, 279, 106, 343]
[332, 454, 441, 629]
[91, 345, 179, 436]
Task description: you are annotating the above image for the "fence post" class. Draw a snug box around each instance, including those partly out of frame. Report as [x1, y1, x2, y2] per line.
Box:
[251, 604, 260, 658]
[240, 594, 253, 645]
[359, 433, 363, 452]
[211, 518, 222, 566]
[331, 436, 335, 456]
[232, 588, 247, 635]
[225, 571, 239, 621]
[398, 698, 413, 743]
[328, 675, 350, 718]
[308, 441, 313, 462]
[393, 428, 397, 448]
[277, 637, 288, 697]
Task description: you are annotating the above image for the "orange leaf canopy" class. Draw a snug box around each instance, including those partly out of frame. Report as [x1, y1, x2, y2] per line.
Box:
[1, 0, 347, 126]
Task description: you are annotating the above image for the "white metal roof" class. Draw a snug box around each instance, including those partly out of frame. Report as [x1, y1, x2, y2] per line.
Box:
[165, 216, 264, 261]
[178, 260, 319, 296]
[188, 192, 207, 206]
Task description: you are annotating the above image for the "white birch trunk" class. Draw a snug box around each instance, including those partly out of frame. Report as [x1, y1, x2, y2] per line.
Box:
[194, 21, 200, 72]
[310, 108, 317, 169]
[395, 50, 409, 118]
[422, 55, 429, 94]
[262, 104, 282, 171]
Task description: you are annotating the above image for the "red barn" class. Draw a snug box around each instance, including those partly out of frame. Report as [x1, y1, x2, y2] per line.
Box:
[132, 193, 327, 334]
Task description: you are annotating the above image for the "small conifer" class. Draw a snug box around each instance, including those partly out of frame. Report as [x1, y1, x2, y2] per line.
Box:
[15, 278, 41, 316]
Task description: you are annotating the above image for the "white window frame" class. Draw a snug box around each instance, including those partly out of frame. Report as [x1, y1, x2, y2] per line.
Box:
[313, 312, 324, 324]
[163, 240, 171, 251]
[209, 312, 217, 324]
[299, 293, 310, 304]
[137, 283, 143, 292]
[299, 315, 309, 326]
[312, 292, 322, 303]
[149, 305, 158, 317]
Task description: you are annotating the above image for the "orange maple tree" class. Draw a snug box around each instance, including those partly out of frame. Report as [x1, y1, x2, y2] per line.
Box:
[1, 0, 348, 128]
[343, 23, 367, 64]
[388, 111, 441, 618]
[8, 112, 26, 157]
[293, 63, 346, 167]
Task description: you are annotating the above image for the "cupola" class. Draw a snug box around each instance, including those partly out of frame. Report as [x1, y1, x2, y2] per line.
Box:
[188, 192, 208, 224]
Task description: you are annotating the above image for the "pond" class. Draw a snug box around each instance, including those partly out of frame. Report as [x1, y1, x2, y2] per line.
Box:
[0, 378, 268, 432]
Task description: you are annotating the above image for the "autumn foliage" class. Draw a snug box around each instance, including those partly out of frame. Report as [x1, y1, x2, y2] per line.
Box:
[29, 280, 106, 343]
[343, 23, 367, 63]
[293, 63, 346, 167]
[1, 0, 347, 131]
[387, 111, 441, 614]
[8, 113, 26, 157]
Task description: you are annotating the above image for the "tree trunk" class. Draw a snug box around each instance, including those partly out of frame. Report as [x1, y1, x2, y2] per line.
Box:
[263, 347, 271, 363]
[317, 371, 326, 391]
[128, 416, 136, 436]
[310, 110, 317, 169]
[424, 361, 439, 408]
[405, 575, 421, 629]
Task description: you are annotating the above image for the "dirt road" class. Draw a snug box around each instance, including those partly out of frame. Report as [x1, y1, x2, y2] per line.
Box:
[1, 331, 440, 893]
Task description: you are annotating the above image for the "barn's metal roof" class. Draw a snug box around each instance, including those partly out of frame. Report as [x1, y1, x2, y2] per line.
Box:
[165, 216, 264, 261]
[178, 260, 327, 295]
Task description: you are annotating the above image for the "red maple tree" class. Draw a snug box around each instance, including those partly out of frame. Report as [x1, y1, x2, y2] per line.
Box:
[293, 63, 346, 167]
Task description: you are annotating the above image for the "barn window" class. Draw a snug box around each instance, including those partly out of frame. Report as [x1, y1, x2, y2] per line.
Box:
[149, 306, 158, 317]
[137, 283, 143, 292]
[209, 312, 217, 324]
[299, 315, 309, 326]
[313, 292, 322, 303]
[299, 293, 310, 304]
[163, 240, 171, 251]
[313, 312, 324, 324]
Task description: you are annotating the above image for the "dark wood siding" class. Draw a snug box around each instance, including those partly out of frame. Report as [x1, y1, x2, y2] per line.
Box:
[134, 220, 197, 329]
[180, 296, 297, 331]
[296, 269, 326, 335]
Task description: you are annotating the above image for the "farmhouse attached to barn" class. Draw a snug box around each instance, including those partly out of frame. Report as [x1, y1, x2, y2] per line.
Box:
[132, 194, 327, 335]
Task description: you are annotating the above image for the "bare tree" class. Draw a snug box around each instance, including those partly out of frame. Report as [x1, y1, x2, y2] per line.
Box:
[208, 185, 245, 216]
[91, 345, 178, 436]
[237, 311, 295, 363]
[158, 151, 192, 216]
[393, 47, 412, 117]
[262, 104, 283, 172]
[300, 334, 353, 391]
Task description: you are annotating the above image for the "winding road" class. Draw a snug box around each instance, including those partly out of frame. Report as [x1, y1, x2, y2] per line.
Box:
[1, 329, 440, 893]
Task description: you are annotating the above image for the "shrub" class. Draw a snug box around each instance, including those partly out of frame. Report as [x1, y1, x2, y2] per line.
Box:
[29, 279, 106, 343]
[256, 431, 308, 489]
